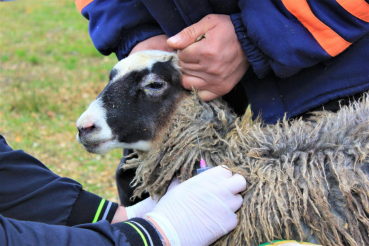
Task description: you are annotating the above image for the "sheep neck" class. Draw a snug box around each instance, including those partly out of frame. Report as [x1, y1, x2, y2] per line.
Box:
[123, 92, 239, 198]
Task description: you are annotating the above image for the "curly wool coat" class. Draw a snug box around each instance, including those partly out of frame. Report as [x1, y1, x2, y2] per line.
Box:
[123, 92, 369, 246]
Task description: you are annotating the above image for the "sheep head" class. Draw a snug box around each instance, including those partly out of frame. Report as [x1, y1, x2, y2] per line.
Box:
[76, 50, 185, 154]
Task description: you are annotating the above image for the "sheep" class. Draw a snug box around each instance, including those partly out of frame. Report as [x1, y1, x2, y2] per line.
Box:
[76, 50, 369, 246]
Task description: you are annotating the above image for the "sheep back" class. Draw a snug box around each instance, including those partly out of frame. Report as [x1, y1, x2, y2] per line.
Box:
[124, 92, 369, 246]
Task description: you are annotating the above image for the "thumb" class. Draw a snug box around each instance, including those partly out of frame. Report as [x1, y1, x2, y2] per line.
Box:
[167, 17, 212, 49]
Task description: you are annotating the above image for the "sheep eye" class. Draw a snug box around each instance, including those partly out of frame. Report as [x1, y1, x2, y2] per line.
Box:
[146, 82, 165, 90]
[140, 76, 168, 96]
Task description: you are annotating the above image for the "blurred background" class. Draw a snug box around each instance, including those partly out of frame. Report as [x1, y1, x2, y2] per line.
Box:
[0, 1, 122, 202]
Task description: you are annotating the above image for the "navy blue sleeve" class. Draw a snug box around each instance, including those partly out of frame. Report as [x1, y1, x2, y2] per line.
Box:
[0, 135, 117, 226]
[231, 0, 369, 78]
[0, 215, 130, 246]
[0, 215, 163, 246]
[76, 0, 165, 60]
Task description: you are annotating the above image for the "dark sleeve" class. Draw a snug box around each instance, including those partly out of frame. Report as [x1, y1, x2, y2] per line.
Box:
[0, 215, 162, 246]
[0, 135, 117, 226]
[75, 0, 165, 60]
[231, 0, 369, 78]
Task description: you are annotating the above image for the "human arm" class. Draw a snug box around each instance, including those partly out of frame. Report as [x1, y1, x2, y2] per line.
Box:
[0, 138, 246, 246]
[230, 0, 369, 78]
[75, 0, 165, 60]
[0, 134, 160, 226]
[167, 0, 369, 101]
[0, 214, 163, 246]
[0, 135, 119, 226]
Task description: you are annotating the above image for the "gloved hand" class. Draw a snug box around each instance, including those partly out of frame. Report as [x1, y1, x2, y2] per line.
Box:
[125, 196, 158, 219]
[146, 166, 246, 246]
[112, 176, 182, 224]
[111, 197, 158, 224]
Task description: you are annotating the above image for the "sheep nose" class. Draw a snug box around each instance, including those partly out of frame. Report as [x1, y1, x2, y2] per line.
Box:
[78, 124, 96, 138]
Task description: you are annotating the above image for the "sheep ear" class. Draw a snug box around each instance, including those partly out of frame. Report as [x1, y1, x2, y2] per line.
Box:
[158, 52, 180, 70]
[109, 68, 118, 81]
[169, 55, 181, 70]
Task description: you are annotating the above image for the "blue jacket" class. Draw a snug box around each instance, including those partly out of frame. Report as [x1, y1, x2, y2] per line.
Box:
[76, 0, 369, 123]
[0, 135, 162, 245]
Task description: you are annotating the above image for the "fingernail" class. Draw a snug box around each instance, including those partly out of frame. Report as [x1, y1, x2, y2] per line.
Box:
[168, 35, 180, 45]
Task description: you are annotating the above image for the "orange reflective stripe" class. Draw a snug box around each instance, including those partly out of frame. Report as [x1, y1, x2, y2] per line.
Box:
[336, 0, 369, 22]
[282, 0, 352, 57]
[75, 0, 93, 13]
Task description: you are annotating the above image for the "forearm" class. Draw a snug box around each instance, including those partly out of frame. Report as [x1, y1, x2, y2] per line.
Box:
[0, 214, 162, 246]
[0, 135, 118, 226]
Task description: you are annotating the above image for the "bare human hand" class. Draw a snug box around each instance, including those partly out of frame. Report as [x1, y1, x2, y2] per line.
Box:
[130, 34, 174, 55]
[167, 14, 250, 101]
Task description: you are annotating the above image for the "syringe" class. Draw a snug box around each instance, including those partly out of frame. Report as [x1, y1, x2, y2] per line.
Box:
[196, 133, 211, 174]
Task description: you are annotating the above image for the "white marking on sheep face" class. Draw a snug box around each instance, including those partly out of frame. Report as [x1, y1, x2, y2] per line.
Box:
[76, 50, 185, 154]
[110, 50, 181, 82]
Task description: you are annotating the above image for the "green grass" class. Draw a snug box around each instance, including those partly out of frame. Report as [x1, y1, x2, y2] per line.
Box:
[0, 1, 122, 202]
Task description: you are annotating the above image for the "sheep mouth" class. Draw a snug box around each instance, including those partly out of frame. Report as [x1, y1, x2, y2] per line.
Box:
[82, 139, 115, 154]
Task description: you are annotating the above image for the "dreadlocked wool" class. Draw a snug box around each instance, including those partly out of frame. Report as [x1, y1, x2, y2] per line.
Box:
[123, 92, 369, 246]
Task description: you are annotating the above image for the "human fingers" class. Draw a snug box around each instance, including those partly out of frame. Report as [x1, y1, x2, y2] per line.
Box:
[198, 58, 250, 101]
[181, 73, 207, 90]
[202, 165, 232, 178]
[178, 60, 203, 71]
[223, 173, 247, 194]
[227, 194, 244, 213]
[201, 171, 245, 212]
[198, 90, 221, 101]
[181, 68, 225, 99]
[167, 16, 215, 50]
[176, 40, 206, 63]
[221, 211, 239, 234]
[130, 34, 174, 55]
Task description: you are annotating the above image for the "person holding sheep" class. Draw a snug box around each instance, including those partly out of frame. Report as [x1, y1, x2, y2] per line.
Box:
[76, 0, 369, 122]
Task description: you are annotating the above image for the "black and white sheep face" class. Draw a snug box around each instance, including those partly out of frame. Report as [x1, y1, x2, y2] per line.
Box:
[76, 50, 184, 154]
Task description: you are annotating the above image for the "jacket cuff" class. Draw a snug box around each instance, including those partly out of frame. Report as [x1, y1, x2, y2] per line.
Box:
[66, 189, 118, 226]
[114, 24, 165, 60]
[112, 218, 163, 246]
[230, 13, 271, 79]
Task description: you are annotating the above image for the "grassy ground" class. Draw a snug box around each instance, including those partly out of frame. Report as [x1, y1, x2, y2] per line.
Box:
[0, 1, 122, 202]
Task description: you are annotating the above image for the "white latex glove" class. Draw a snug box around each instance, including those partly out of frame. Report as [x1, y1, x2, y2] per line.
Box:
[125, 196, 158, 219]
[146, 166, 246, 246]
[111, 197, 158, 224]
[125, 177, 181, 219]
